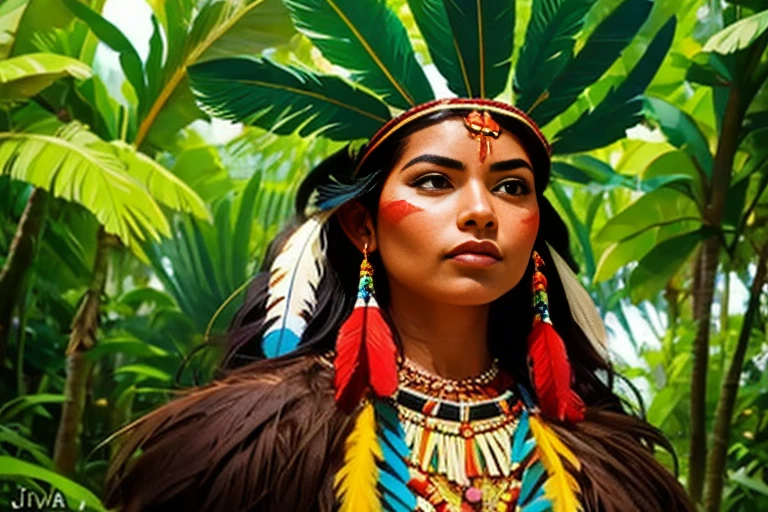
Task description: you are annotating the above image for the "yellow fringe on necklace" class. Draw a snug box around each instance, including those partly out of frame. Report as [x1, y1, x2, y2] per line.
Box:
[528, 414, 583, 512]
[334, 401, 383, 512]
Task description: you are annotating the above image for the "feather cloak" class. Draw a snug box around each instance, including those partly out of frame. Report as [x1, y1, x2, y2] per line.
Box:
[103, 355, 351, 512]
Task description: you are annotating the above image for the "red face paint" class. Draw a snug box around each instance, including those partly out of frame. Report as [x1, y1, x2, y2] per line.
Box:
[520, 210, 540, 229]
[380, 199, 423, 225]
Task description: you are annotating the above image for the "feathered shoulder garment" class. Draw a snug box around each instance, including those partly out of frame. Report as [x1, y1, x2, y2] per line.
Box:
[104, 353, 350, 512]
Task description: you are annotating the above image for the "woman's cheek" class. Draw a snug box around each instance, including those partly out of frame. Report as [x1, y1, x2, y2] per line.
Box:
[519, 209, 540, 239]
[379, 199, 424, 225]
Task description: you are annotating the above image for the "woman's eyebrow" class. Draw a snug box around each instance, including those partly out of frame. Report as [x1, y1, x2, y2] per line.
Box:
[401, 154, 533, 173]
[489, 158, 533, 172]
[402, 154, 464, 171]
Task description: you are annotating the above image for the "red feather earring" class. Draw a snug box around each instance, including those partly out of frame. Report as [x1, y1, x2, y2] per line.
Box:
[527, 250, 586, 423]
[333, 242, 398, 412]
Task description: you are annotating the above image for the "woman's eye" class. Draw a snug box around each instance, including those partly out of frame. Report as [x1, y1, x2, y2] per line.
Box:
[412, 174, 530, 196]
[496, 180, 529, 196]
[413, 174, 450, 190]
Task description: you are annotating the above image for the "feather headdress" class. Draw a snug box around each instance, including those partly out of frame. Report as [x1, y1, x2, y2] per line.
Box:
[262, 208, 336, 357]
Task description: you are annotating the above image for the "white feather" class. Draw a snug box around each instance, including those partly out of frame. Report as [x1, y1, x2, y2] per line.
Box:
[545, 242, 610, 361]
[262, 209, 335, 357]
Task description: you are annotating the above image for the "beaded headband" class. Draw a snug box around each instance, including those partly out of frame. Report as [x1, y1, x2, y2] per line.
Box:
[351, 98, 552, 179]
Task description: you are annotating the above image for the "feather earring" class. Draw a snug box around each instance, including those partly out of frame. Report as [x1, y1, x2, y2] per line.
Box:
[527, 251, 585, 423]
[334, 243, 398, 412]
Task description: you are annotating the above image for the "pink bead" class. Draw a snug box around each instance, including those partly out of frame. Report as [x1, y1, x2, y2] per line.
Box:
[465, 487, 483, 503]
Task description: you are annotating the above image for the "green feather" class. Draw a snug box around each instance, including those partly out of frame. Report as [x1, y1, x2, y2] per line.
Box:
[408, 0, 471, 97]
[514, 0, 596, 112]
[529, 0, 653, 127]
[284, 0, 433, 109]
[441, 0, 515, 99]
[187, 56, 390, 141]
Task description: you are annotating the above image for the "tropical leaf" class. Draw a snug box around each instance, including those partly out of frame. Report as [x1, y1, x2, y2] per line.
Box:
[130, 0, 295, 148]
[0, 52, 91, 102]
[529, 0, 653, 126]
[0, 118, 172, 259]
[703, 9, 768, 54]
[71, 74, 123, 141]
[110, 140, 211, 222]
[551, 16, 676, 155]
[59, 0, 146, 109]
[628, 228, 712, 302]
[431, 0, 516, 99]
[644, 96, 714, 177]
[595, 188, 700, 243]
[8, 0, 84, 57]
[0, 394, 65, 422]
[188, 56, 391, 141]
[283, 0, 433, 109]
[514, 0, 596, 112]
[686, 51, 733, 87]
[0, 0, 27, 59]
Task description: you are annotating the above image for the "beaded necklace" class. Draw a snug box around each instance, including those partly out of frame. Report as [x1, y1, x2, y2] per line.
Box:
[397, 359, 535, 512]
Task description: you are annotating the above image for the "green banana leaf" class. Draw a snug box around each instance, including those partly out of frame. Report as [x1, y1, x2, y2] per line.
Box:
[110, 140, 211, 222]
[0, 52, 91, 102]
[0, 119, 168, 259]
[644, 96, 714, 177]
[188, 56, 391, 141]
[283, 0, 433, 109]
[515, 0, 596, 112]
[551, 16, 677, 155]
[529, 0, 653, 126]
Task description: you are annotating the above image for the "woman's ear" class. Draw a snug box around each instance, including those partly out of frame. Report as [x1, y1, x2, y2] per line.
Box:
[336, 200, 377, 253]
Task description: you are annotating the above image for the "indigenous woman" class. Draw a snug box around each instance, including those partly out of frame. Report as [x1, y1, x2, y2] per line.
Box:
[103, 98, 695, 512]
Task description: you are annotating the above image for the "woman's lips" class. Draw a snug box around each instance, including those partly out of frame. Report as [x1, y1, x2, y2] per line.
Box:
[448, 253, 500, 267]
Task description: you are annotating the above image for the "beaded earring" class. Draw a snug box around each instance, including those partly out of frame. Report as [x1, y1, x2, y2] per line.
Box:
[527, 250, 585, 422]
[333, 242, 398, 412]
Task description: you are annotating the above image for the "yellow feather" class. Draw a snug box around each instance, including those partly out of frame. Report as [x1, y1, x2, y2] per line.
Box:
[334, 402, 382, 512]
[529, 415, 583, 512]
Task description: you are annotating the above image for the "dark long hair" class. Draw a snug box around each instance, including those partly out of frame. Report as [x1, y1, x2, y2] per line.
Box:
[105, 110, 695, 512]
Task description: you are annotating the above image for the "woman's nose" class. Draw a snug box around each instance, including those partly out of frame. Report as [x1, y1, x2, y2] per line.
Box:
[457, 180, 497, 230]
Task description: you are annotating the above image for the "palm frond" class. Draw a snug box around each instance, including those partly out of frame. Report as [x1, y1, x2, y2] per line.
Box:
[0, 119, 170, 260]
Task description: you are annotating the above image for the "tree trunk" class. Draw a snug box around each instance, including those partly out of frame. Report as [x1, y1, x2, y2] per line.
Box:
[704, 244, 768, 512]
[687, 67, 751, 501]
[688, 236, 721, 501]
[53, 226, 110, 476]
[0, 188, 48, 373]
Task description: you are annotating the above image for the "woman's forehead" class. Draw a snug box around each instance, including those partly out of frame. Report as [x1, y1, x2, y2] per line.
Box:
[397, 118, 532, 166]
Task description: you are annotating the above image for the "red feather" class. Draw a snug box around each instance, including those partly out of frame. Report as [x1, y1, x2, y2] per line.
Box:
[527, 321, 585, 422]
[334, 296, 398, 412]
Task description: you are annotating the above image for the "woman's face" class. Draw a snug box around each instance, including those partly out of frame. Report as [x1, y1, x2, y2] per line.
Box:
[373, 116, 540, 306]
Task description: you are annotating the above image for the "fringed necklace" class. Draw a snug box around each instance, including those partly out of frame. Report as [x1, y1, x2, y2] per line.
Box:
[396, 359, 538, 512]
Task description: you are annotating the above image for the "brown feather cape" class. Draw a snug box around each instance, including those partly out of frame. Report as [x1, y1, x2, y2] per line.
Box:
[103, 353, 693, 512]
[103, 354, 350, 512]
